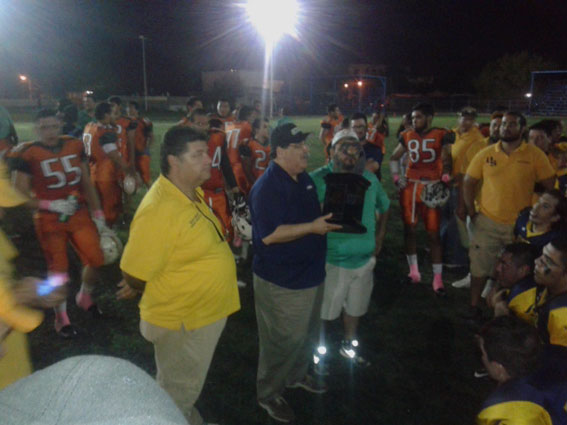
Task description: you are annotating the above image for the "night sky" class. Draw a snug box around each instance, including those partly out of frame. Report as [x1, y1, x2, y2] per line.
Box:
[1, 0, 566, 96]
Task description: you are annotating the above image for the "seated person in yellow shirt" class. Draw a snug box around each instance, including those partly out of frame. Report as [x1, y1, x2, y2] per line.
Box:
[488, 243, 540, 324]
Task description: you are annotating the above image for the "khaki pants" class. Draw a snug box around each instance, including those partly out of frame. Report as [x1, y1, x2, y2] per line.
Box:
[140, 317, 226, 425]
[253, 274, 323, 403]
[469, 214, 515, 278]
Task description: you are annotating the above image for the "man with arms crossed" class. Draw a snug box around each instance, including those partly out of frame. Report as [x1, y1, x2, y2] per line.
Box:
[463, 111, 555, 323]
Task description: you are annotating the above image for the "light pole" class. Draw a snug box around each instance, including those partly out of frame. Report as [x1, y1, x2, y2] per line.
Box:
[245, 0, 298, 121]
[139, 35, 149, 111]
[19, 74, 32, 101]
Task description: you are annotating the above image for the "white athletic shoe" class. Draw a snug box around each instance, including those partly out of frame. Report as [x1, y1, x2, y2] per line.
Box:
[237, 280, 247, 288]
[451, 273, 471, 289]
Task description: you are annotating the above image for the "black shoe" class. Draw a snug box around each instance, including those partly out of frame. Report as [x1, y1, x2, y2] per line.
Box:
[57, 324, 81, 339]
[87, 304, 103, 319]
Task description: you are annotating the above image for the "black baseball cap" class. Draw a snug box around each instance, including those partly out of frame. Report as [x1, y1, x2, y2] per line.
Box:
[270, 123, 309, 150]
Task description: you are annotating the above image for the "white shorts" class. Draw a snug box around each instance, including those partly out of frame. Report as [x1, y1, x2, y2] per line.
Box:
[321, 256, 376, 321]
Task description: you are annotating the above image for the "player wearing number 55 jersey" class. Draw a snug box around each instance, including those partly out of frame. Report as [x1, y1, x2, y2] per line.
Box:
[83, 102, 134, 226]
[9, 109, 106, 338]
[389, 103, 455, 295]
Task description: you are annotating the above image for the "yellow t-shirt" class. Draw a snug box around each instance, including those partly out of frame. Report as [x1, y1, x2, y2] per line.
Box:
[120, 175, 240, 331]
[451, 126, 485, 178]
[466, 142, 555, 225]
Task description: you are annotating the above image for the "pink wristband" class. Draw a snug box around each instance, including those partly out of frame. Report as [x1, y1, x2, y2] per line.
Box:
[38, 199, 51, 210]
[441, 174, 450, 183]
[393, 174, 400, 184]
[93, 210, 105, 220]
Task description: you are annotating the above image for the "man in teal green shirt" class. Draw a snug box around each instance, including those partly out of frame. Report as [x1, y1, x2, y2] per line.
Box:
[310, 129, 390, 368]
[77, 95, 96, 130]
[0, 106, 18, 156]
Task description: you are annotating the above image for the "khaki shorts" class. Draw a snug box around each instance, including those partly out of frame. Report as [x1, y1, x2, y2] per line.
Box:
[321, 257, 376, 320]
[469, 214, 514, 278]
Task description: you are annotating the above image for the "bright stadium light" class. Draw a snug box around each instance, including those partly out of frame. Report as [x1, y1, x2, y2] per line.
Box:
[525, 92, 532, 98]
[344, 83, 349, 88]
[357, 81, 363, 87]
[245, 0, 299, 45]
[18, 74, 27, 81]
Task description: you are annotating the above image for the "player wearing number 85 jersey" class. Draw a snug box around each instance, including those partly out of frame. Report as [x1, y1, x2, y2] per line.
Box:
[389, 103, 455, 295]
[9, 109, 106, 338]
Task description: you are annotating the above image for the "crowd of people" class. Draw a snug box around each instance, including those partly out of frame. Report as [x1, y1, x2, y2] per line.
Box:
[0, 95, 566, 424]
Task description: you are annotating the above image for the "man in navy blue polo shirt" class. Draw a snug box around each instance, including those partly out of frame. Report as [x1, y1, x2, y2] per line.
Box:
[249, 123, 341, 423]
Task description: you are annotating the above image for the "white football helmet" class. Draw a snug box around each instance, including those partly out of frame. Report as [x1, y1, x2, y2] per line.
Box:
[99, 229, 123, 265]
[231, 196, 252, 241]
[420, 182, 450, 208]
[123, 174, 137, 195]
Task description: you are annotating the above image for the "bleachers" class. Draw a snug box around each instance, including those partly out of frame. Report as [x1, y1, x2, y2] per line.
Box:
[531, 80, 567, 115]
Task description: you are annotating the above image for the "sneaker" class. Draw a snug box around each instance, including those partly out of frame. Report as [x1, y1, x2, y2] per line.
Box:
[474, 368, 489, 378]
[286, 374, 328, 394]
[451, 273, 471, 289]
[56, 324, 81, 339]
[237, 280, 247, 288]
[339, 340, 371, 367]
[259, 396, 295, 423]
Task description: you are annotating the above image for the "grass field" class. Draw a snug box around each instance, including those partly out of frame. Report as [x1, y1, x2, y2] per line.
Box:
[6, 113, 519, 424]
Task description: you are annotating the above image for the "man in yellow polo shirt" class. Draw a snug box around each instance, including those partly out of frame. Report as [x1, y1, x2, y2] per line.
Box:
[463, 111, 555, 324]
[118, 126, 240, 425]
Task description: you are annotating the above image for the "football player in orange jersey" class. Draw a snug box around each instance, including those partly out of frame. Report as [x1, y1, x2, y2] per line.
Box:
[108, 97, 137, 171]
[319, 104, 343, 160]
[10, 109, 108, 338]
[351, 112, 385, 179]
[176, 96, 203, 127]
[389, 103, 455, 295]
[211, 99, 234, 124]
[191, 114, 239, 240]
[241, 118, 271, 184]
[224, 105, 258, 195]
[83, 102, 135, 226]
[126, 101, 154, 187]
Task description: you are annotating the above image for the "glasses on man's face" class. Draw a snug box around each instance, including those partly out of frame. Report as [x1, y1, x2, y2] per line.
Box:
[39, 124, 60, 131]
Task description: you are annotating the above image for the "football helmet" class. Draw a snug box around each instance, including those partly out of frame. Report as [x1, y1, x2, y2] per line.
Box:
[420, 181, 450, 208]
[123, 174, 137, 195]
[231, 195, 252, 241]
[99, 228, 123, 265]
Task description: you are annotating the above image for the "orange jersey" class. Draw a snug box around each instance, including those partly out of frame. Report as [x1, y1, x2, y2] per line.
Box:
[202, 129, 226, 191]
[133, 117, 153, 153]
[9, 137, 86, 203]
[115, 116, 137, 161]
[248, 139, 271, 179]
[83, 122, 119, 182]
[366, 127, 386, 154]
[224, 121, 252, 168]
[399, 128, 452, 181]
[321, 114, 344, 145]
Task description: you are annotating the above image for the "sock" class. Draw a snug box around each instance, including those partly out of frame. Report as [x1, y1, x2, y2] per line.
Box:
[76, 291, 94, 311]
[407, 255, 421, 282]
[54, 302, 70, 331]
[406, 254, 418, 266]
[241, 241, 249, 259]
[432, 264, 444, 290]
